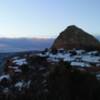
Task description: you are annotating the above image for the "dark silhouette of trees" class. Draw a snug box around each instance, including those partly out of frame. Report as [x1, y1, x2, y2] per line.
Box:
[48, 61, 100, 100]
[20, 64, 30, 74]
[51, 48, 58, 54]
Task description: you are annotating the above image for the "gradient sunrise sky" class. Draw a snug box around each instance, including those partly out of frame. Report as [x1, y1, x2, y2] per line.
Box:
[0, 0, 100, 38]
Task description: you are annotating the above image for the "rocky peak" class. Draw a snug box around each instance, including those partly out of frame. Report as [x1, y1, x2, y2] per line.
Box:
[52, 25, 100, 50]
[66, 25, 79, 30]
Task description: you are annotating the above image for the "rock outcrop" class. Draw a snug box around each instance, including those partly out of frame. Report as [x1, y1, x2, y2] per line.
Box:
[52, 25, 100, 50]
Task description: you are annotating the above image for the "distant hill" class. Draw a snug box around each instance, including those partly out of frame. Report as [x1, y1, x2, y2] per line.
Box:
[96, 36, 100, 41]
[52, 25, 100, 50]
[0, 38, 54, 52]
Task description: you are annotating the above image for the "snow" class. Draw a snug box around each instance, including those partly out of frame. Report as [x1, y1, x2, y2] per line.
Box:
[15, 81, 23, 88]
[9, 66, 19, 69]
[74, 55, 82, 58]
[26, 80, 31, 88]
[14, 80, 31, 91]
[3, 88, 9, 93]
[82, 55, 100, 63]
[37, 52, 49, 57]
[96, 74, 100, 80]
[55, 53, 65, 59]
[8, 49, 100, 79]
[87, 51, 99, 55]
[15, 81, 24, 91]
[49, 53, 58, 58]
[8, 66, 22, 73]
[0, 74, 10, 81]
[13, 58, 27, 66]
[71, 62, 91, 67]
[46, 50, 100, 65]
[12, 56, 19, 60]
[75, 50, 85, 54]
[64, 56, 75, 62]
[48, 53, 73, 62]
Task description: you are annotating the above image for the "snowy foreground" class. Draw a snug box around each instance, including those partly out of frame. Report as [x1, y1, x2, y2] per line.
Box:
[38, 49, 100, 79]
[38, 49, 100, 67]
[0, 49, 100, 97]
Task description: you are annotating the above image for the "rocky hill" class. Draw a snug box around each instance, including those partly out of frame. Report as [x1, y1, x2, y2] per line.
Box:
[52, 25, 100, 50]
[0, 51, 100, 100]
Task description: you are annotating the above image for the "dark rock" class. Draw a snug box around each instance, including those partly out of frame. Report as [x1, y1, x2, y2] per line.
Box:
[52, 25, 100, 50]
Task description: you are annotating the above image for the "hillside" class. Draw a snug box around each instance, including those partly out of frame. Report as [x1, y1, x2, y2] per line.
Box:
[52, 25, 100, 50]
[0, 49, 99, 100]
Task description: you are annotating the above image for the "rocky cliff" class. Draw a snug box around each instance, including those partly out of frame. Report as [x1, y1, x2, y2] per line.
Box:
[52, 25, 100, 50]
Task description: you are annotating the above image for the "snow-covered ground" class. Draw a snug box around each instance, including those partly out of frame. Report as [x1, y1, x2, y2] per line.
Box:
[37, 49, 100, 80]
[7, 49, 100, 81]
[37, 49, 100, 67]
[0, 48, 99, 97]
[0, 74, 10, 81]
[13, 58, 27, 66]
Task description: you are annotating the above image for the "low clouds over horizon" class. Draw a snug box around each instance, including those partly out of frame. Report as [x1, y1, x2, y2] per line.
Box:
[0, 38, 54, 52]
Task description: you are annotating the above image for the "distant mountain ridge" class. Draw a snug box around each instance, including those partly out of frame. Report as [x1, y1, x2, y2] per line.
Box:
[0, 38, 54, 52]
[0, 29, 99, 53]
[96, 36, 100, 41]
[52, 25, 100, 50]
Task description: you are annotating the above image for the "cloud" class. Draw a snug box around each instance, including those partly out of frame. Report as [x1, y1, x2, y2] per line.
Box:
[0, 38, 54, 52]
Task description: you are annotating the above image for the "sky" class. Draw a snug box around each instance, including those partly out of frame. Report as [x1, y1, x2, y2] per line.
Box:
[0, 0, 100, 38]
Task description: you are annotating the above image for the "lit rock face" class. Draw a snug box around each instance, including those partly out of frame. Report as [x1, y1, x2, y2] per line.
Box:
[52, 25, 100, 50]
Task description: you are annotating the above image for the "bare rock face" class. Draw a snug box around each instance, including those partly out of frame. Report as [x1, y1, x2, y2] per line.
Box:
[52, 25, 100, 50]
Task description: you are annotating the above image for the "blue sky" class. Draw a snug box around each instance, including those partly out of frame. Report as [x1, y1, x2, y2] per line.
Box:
[0, 0, 100, 38]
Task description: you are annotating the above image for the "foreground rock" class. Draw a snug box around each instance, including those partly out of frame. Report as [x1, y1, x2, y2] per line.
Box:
[0, 49, 100, 100]
[52, 25, 100, 50]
